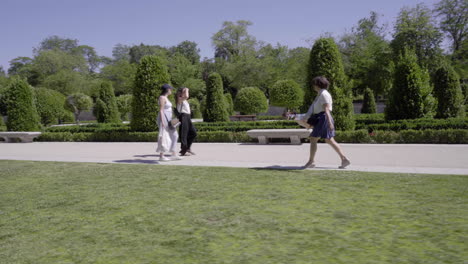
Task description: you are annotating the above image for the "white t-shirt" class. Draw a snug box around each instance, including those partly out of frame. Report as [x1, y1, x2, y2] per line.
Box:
[304, 89, 333, 118]
[177, 100, 191, 115]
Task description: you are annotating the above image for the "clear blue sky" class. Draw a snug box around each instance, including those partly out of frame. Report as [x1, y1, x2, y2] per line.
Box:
[1, 0, 440, 72]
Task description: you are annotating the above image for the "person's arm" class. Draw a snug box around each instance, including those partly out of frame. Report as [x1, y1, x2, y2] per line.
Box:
[182, 88, 189, 100]
[159, 96, 167, 128]
[324, 103, 334, 130]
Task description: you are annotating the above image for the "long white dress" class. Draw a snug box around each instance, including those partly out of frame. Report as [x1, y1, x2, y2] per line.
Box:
[156, 96, 178, 153]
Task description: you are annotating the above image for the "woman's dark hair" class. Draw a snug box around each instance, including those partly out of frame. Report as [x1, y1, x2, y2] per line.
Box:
[175, 87, 186, 105]
[160, 84, 173, 95]
[311, 76, 330, 89]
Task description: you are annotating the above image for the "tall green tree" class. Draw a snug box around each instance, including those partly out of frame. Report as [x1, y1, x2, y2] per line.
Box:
[305, 38, 355, 130]
[170, 41, 201, 64]
[203, 72, 229, 122]
[433, 63, 465, 118]
[131, 55, 170, 131]
[93, 81, 121, 123]
[112, 44, 131, 62]
[4, 78, 41, 131]
[212, 20, 257, 61]
[340, 12, 392, 96]
[167, 53, 198, 88]
[434, 0, 468, 54]
[100, 60, 137, 95]
[129, 44, 169, 64]
[391, 3, 444, 73]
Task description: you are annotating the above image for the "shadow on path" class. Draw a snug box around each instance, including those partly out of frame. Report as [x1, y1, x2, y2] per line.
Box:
[114, 159, 159, 165]
[134, 154, 160, 158]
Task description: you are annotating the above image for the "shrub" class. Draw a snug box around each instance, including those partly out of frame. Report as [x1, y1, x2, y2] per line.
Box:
[305, 38, 355, 130]
[116, 94, 133, 121]
[224, 93, 234, 116]
[203, 73, 229, 122]
[386, 49, 425, 120]
[131, 55, 170, 131]
[188, 98, 202, 118]
[58, 110, 75, 124]
[4, 78, 41, 131]
[182, 78, 206, 101]
[93, 81, 121, 123]
[270, 79, 304, 110]
[433, 64, 465, 118]
[361, 88, 377, 114]
[65, 93, 93, 124]
[234, 87, 268, 115]
[35, 87, 66, 126]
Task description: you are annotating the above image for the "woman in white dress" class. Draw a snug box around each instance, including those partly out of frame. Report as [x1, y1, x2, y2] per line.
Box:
[156, 84, 181, 161]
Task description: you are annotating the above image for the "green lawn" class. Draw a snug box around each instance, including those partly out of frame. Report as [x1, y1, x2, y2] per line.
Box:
[0, 161, 466, 264]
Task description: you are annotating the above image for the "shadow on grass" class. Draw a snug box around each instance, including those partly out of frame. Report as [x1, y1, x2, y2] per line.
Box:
[113, 159, 160, 165]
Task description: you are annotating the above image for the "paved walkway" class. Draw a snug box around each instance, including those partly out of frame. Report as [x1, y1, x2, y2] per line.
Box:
[1, 142, 467, 175]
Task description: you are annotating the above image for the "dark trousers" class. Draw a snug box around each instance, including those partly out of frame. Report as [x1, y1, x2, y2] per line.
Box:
[179, 113, 197, 153]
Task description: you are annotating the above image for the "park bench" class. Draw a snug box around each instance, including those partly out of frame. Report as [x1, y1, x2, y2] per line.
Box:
[0, 132, 42, 143]
[246, 129, 311, 145]
[230, 115, 257, 121]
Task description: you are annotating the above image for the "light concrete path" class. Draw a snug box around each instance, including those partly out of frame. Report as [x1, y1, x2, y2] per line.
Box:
[0, 142, 467, 175]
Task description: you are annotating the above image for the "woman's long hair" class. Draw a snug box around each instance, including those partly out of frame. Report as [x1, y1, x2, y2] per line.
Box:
[175, 87, 187, 105]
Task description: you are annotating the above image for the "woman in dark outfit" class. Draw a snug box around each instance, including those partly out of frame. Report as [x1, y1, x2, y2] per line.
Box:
[298, 76, 351, 169]
[176, 87, 197, 156]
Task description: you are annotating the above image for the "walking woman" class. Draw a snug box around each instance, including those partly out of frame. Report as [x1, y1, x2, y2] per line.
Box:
[299, 76, 351, 169]
[156, 84, 181, 161]
[176, 87, 197, 156]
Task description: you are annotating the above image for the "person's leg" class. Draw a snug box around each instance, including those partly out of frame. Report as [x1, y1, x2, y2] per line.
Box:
[187, 120, 197, 152]
[179, 114, 189, 154]
[304, 137, 320, 168]
[324, 137, 350, 168]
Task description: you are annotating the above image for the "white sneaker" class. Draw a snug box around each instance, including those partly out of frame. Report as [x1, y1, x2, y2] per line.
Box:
[170, 155, 183, 161]
[159, 156, 170, 162]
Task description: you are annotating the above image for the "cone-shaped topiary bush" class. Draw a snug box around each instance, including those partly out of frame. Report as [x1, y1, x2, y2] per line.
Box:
[4, 78, 41, 131]
[203, 73, 229, 122]
[304, 38, 355, 130]
[385, 49, 425, 120]
[433, 64, 465, 118]
[361, 88, 377, 114]
[94, 81, 121, 123]
[131, 55, 170, 131]
[224, 93, 234, 116]
[35, 87, 66, 126]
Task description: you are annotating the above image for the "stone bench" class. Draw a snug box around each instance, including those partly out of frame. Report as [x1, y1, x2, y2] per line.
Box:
[0, 132, 42, 143]
[246, 129, 311, 145]
[230, 115, 257, 121]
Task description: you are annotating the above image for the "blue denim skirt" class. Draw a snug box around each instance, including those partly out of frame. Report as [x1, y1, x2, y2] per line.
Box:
[310, 112, 335, 139]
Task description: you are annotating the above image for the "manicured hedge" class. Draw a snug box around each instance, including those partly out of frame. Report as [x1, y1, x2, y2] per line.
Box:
[356, 118, 468, 131]
[36, 129, 468, 144]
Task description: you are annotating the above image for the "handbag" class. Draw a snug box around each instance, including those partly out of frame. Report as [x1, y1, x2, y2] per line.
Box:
[307, 114, 319, 127]
[164, 114, 180, 130]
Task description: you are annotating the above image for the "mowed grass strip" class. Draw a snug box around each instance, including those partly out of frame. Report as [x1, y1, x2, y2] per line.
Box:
[0, 160, 466, 263]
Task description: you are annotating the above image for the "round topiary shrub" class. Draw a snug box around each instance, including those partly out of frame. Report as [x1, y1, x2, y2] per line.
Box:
[93, 81, 121, 123]
[35, 87, 67, 126]
[203, 72, 229, 122]
[224, 93, 234, 116]
[116, 94, 133, 121]
[65, 93, 93, 124]
[131, 55, 170, 131]
[361, 88, 377, 114]
[234, 87, 269, 115]
[305, 38, 355, 130]
[4, 78, 41, 131]
[385, 49, 425, 121]
[433, 64, 465, 118]
[270, 79, 304, 110]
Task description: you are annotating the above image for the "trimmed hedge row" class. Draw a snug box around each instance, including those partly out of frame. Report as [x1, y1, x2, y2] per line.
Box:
[356, 118, 468, 131]
[37, 129, 468, 144]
